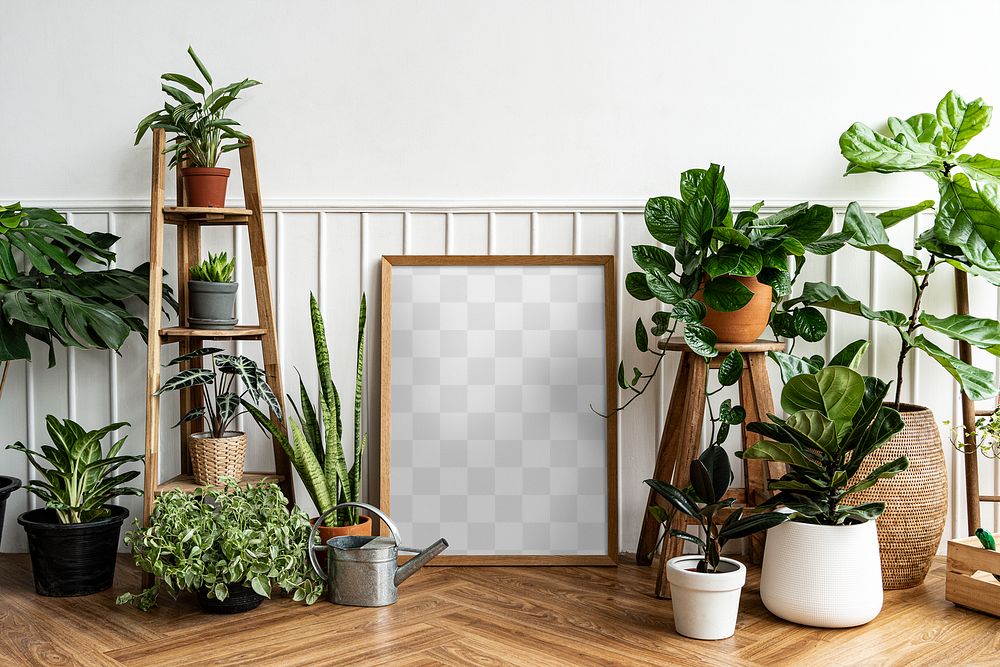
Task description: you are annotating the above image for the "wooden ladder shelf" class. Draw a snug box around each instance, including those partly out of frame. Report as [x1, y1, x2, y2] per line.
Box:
[141, 128, 294, 527]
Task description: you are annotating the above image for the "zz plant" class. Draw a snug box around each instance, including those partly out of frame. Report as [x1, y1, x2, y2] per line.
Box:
[740, 366, 908, 525]
[117, 481, 323, 610]
[250, 293, 367, 527]
[6, 417, 142, 524]
[645, 445, 788, 572]
[134, 46, 260, 168]
[154, 348, 281, 438]
[190, 251, 235, 283]
[792, 91, 1000, 405]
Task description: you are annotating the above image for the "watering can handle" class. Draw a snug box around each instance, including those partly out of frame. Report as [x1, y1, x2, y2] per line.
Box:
[307, 502, 403, 580]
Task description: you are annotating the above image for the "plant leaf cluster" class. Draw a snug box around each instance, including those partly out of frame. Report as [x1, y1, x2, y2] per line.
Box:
[155, 348, 281, 438]
[6, 416, 142, 524]
[116, 481, 323, 610]
[645, 446, 788, 572]
[189, 251, 235, 283]
[248, 293, 367, 526]
[135, 46, 260, 168]
[0, 203, 176, 366]
[740, 366, 908, 525]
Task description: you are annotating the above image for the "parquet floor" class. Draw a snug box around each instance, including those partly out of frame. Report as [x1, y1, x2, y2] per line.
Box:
[0, 554, 997, 666]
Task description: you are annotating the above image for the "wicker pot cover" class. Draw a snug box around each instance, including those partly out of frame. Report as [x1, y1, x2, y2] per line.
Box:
[846, 404, 947, 590]
[189, 431, 247, 486]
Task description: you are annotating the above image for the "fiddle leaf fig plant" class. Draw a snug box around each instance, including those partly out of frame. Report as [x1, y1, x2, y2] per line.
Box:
[645, 445, 788, 572]
[739, 367, 908, 525]
[791, 91, 1000, 405]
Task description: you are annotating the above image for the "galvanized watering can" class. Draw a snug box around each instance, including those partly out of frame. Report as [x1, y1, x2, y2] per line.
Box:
[307, 502, 448, 607]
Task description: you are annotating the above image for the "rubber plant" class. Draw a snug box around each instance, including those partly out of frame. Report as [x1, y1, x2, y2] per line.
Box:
[0, 203, 175, 397]
[739, 366, 908, 524]
[249, 293, 367, 527]
[644, 445, 788, 571]
[791, 91, 1000, 406]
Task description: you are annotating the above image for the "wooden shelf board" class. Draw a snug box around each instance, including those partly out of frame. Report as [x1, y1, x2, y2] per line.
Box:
[159, 325, 267, 341]
[163, 207, 252, 225]
[154, 472, 284, 495]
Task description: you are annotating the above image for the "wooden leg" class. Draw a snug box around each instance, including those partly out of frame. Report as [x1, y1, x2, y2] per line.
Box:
[740, 352, 781, 563]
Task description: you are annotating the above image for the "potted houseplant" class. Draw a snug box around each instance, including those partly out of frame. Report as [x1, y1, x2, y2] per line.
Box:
[740, 366, 908, 627]
[0, 475, 21, 545]
[250, 293, 369, 543]
[188, 251, 238, 329]
[6, 417, 142, 596]
[154, 348, 281, 486]
[117, 481, 323, 612]
[645, 445, 788, 640]
[785, 91, 1000, 588]
[134, 46, 260, 208]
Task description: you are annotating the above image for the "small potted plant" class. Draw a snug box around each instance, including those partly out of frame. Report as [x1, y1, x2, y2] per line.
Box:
[740, 366, 908, 627]
[250, 293, 369, 543]
[134, 46, 260, 207]
[644, 446, 788, 640]
[0, 475, 21, 545]
[154, 348, 281, 486]
[117, 481, 323, 612]
[188, 251, 238, 329]
[6, 417, 142, 596]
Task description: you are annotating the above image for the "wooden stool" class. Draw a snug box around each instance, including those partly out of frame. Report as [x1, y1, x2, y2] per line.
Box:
[636, 339, 786, 593]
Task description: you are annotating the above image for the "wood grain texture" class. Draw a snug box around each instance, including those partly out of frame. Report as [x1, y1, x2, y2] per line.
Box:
[658, 338, 786, 353]
[0, 554, 995, 666]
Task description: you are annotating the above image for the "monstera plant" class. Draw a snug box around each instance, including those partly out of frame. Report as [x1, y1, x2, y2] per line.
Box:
[0, 203, 174, 397]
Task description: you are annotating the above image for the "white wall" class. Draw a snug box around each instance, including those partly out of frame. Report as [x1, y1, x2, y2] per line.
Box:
[2, 0, 1000, 553]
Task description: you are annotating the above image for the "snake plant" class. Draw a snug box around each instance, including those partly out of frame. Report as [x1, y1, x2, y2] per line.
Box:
[134, 46, 260, 168]
[6, 417, 142, 524]
[248, 293, 367, 526]
[189, 251, 235, 283]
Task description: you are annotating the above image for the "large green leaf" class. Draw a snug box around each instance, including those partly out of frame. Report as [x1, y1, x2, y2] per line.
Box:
[717, 350, 743, 387]
[718, 511, 787, 540]
[842, 202, 924, 276]
[645, 268, 687, 305]
[918, 312, 1000, 355]
[937, 91, 992, 154]
[911, 334, 996, 400]
[680, 197, 714, 246]
[702, 276, 753, 312]
[828, 339, 869, 370]
[740, 440, 818, 470]
[785, 410, 837, 456]
[935, 173, 1000, 271]
[704, 246, 762, 279]
[839, 122, 943, 174]
[768, 351, 823, 383]
[786, 282, 908, 327]
[781, 366, 864, 435]
[877, 200, 936, 229]
[843, 455, 909, 496]
[672, 298, 706, 324]
[625, 272, 653, 301]
[632, 245, 676, 275]
[154, 367, 214, 394]
[683, 323, 717, 358]
[957, 154, 1000, 187]
[644, 197, 684, 245]
[644, 478, 700, 518]
[772, 204, 833, 245]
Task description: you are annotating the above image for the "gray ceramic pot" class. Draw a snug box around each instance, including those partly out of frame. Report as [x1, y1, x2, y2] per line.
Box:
[189, 280, 238, 329]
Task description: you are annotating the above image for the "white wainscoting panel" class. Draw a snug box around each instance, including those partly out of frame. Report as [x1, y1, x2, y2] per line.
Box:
[0, 200, 997, 554]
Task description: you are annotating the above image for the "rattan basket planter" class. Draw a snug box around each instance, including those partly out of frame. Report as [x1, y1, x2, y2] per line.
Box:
[846, 403, 947, 590]
[189, 431, 247, 486]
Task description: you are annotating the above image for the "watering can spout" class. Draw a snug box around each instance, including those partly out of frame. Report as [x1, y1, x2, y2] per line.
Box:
[394, 538, 449, 586]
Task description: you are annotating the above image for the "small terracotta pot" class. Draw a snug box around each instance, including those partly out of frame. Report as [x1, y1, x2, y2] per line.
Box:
[311, 515, 372, 565]
[181, 167, 230, 208]
[695, 275, 772, 343]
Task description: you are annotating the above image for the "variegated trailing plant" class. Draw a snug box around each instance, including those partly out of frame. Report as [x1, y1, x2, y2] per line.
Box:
[248, 293, 367, 527]
[154, 349, 281, 438]
[0, 203, 176, 396]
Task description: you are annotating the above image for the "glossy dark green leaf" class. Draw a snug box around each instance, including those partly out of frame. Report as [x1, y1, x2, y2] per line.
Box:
[717, 350, 743, 387]
[683, 323, 718, 358]
[768, 351, 822, 383]
[758, 267, 791, 297]
[644, 478, 700, 518]
[154, 367, 215, 394]
[702, 276, 753, 312]
[672, 299, 706, 324]
[792, 307, 827, 343]
[935, 173, 1000, 271]
[165, 347, 224, 367]
[645, 269, 687, 305]
[718, 511, 787, 540]
[632, 244, 676, 275]
[617, 361, 627, 390]
[828, 340, 869, 370]
[644, 197, 684, 245]
[625, 272, 654, 301]
[680, 197, 714, 246]
[689, 458, 716, 504]
[650, 311, 671, 336]
[634, 318, 648, 352]
[911, 334, 997, 400]
[786, 282, 908, 327]
[704, 246, 763, 279]
[918, 313, 1000, 355]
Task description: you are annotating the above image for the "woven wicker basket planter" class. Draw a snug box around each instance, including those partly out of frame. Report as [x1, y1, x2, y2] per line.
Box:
[847, 403, 947, 590]
[189, 431, 247, 486]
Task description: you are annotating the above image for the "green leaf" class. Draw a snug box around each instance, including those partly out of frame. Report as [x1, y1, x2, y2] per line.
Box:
[957, 154, 1000, 187]
[911, 334, 997, 401]
[154, 368, 214, 395]
[758, 267, 791, 297]
[937, 91, 991, 154]
[785, 410, 838, 456]
[843, 202, 925, 276]
[644, 197, 684, 245]
[699, 445, 733, 498]
[683, 323, 717, 358]
[650, 311, 671, 336]
[672, 299, 706, 324]
[634, 318, 648, 352]
[718, 511, 787, 540]
[645, 269, 687, 305]
[839, 122, 943, 174]
[806, 231, 853, 256]
[625, 272, 653, 301]
[842, 455, 909, 496]
[717, 350, 743, 387]
[719, 400, 746, 425]
[877, 200, 935, 229]
[791, 307, 827, 343]
[782, 366, 865, 435]
[786, 282, 908, 327]
[165, 347, 224, 366]
[187, 46, 214, 85]
[741, 439, 818, 470]
[644, 479, 700, 518]
[703, 276, 753, 313]
[680, 197, 714, 246]
[712, 226, 751, 248]
[704, 246, 763, 279]
[632, 245, 676, 275]
[773, 204, 834, 245]
[828, 340, 869, 370]
[617, 361, 627, 390]
[935, 173, 1000, 271]
[768, 351, 823, 383]
[689, 458, 718, 504]
[161, 72, 205, 95]
[918, 312, 1000, 355]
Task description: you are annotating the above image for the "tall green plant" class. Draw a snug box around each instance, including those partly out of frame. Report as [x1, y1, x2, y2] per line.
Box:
[189, 251, 235, 283]
[134, 46, 260, 168]
[792, 91, 1000, 405]
[249, 293, 367, 526]
[6, 417, 142, 524]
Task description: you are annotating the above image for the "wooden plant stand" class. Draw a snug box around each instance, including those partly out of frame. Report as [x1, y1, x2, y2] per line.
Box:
[635, 339, 786, 597]
[945, 532, 1000, 617]
[142, 128, 293, 531]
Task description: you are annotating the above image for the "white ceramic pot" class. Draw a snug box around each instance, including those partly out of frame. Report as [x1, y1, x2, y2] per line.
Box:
[666, 556, 746, 640]
[760, 520, 883, 627]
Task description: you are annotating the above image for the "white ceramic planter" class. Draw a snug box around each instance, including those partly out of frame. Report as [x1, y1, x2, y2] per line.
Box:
[666, 556, 746, 640]
[760, 520, 883, 627]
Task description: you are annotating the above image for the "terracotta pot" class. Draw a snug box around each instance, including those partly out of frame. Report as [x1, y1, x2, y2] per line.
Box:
[310, 515, 372, 566]
[845, 403, 947, 590]
[695, 275, 772, 343]
[181, 167, 230, 208]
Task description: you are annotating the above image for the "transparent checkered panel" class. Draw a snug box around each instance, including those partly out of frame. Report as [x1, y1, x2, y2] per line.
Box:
[389, 265, 609, 555]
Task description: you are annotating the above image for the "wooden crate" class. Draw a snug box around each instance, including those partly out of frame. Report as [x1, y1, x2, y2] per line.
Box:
[945, 532, 1000, 617]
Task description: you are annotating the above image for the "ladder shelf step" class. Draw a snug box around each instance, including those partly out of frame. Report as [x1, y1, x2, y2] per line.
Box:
[155, 472, 285, 495]
[163, 207, 252, 225]
[159, 325, 268, 341]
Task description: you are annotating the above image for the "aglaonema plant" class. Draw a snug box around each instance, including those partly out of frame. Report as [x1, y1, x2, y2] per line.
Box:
[645, 445, 788, 572]
[791, 91, 1000, 406]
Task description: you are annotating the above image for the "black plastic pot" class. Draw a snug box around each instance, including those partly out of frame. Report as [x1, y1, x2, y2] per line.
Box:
[197, 584, 265, 614]
[0, 476, 21, 546]
[18, 504, 128, 596]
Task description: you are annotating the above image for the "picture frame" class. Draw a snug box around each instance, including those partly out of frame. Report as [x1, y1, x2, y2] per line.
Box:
[379, 255, 618, 565]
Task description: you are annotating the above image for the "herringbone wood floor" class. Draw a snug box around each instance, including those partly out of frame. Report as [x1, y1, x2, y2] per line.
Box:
[0, 554, 996, 666]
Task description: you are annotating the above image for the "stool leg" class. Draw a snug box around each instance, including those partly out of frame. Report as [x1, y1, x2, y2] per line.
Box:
[636, 352, 693, 564]
[740, 352, 782, 563]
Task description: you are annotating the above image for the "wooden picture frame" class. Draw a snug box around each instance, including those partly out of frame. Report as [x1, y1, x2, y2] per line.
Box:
[379, 255, 618, 565]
